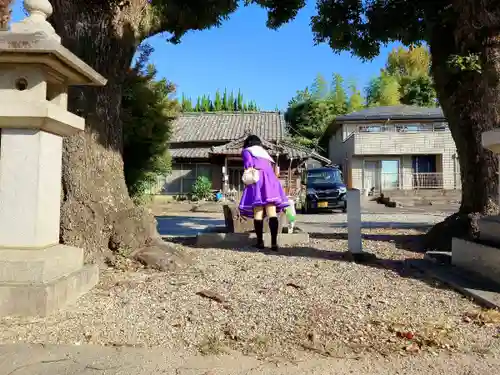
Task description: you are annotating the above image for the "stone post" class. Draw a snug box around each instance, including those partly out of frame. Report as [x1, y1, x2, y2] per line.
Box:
[0, 0, 106, 316]
[347, 189, 362, 254]
[346, 189, 375, 262]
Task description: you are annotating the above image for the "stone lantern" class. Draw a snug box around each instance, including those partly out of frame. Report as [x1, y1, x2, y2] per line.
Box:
[0, 0, 106, 315]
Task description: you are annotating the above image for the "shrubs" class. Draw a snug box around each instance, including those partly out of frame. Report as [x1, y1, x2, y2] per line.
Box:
[191, 176, 212, 201]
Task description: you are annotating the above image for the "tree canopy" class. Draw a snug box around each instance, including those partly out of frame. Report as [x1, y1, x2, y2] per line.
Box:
[284, 73, 360, 151]
[366, 46, 436, 107]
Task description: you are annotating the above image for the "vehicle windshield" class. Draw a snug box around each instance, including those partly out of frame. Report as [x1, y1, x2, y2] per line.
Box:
[307, 169, 343, 186]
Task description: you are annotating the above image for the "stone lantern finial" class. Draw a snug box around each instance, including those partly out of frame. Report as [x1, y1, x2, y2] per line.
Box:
[10, 0, 60, 42]
[25, 0, 53, 21]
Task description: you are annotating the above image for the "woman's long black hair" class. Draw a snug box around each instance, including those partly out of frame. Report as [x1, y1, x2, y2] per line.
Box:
[243, 134, 262, 148]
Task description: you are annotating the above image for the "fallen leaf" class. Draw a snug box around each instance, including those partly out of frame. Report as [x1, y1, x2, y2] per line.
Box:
[196, 290, 226, 303]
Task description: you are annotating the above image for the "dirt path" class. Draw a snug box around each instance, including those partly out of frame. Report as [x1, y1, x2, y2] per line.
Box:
[1, 344, 499, 375]
[1, 224, 499, 374]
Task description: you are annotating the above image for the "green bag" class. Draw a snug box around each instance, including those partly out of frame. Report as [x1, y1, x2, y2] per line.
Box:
[285, 203, 296, 223]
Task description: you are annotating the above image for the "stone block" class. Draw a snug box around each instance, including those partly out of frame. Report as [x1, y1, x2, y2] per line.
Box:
[0, 264, 98, 316]
[0, 245, 83, 283]
[196, 232, 309, 248]
[0, 129, 63, 248]
[452, 237, 500, 285]
[478, 215, 500, 245]
[222, 204, 285, 233]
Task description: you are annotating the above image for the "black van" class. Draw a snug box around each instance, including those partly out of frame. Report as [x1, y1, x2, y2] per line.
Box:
[300, 166, 347, 214]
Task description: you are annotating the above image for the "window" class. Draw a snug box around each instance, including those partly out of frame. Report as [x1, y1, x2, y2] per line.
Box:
[162, 163, 213, 195]
[307, 169, 344, 187]
[433, 122, 448, 131]
[358, 125, 385, 132]
[396, 124, 424, 132]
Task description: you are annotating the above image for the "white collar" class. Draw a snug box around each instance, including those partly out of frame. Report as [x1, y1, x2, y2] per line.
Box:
[246, 146, 274, 163]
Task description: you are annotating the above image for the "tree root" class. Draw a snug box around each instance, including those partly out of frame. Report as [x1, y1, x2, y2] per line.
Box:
[422, 212, 481, 252]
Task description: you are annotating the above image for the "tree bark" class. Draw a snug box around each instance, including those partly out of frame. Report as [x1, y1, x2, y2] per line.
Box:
[423, 0, 500, 250]
[50, 1, 160, 263]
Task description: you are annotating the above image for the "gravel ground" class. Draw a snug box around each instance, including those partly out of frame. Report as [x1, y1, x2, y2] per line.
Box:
[0, 226, 499, 363]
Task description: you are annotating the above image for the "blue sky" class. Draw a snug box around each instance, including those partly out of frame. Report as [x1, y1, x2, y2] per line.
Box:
[12, 1, 398, 110]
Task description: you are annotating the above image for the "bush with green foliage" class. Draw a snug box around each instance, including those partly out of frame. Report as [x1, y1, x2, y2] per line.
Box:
[122, 44, 180, 203]
[191, 176, 213, 201]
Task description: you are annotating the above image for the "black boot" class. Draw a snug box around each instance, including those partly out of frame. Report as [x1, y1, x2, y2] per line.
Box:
[269, 216, 279, 251]
[254, 219, 264, 249]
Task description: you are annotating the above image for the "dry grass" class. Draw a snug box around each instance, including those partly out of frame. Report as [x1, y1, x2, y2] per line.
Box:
[197, 335, 228, 356]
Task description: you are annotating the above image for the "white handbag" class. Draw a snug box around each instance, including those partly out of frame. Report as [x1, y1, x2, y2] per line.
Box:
[242, 168, 260, 185]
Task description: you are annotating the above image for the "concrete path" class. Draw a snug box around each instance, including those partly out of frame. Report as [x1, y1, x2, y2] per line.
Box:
[157, 215, 225, 237]
[2, 344, 499, 375]
[155, 198, 457, 237]
[155, 212, 443, 237]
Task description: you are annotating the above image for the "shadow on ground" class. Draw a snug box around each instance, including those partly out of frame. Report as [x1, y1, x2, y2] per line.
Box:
[176, 236, 450, 293]
[175, 222, 452, 293]
[310, 231, 427, 254]
[301, 221, 433, 230]
[297, 221, 431, 253]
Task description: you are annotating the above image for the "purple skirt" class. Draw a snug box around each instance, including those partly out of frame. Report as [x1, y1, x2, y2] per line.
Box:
[239, 167, 289, 218]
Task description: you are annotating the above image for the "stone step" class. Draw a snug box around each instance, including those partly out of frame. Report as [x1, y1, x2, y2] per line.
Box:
[0, 264, 99, 317]
[424, 251, 451, 265]
[408, 258, 500, 309]
[452, 237, 500, 286]
[478, 215, 500, 245]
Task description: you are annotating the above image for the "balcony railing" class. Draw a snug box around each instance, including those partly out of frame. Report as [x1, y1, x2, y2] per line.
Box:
[364, 172, 461, 191]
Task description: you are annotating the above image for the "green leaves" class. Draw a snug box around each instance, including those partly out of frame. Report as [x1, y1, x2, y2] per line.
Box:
[245, 0, 306, 29]
[180, 89, 259, 112]
[367, 46, 436, 107]
[400, 75, 436, 107]
[191, 176, 213, 201]
[366, 73, 400, 107]
[149, 0, 239, 42]
[447, 54, 482, 74]
[122, 44, 178, 200]
[347, 82, 364, 112]
[285, 73, 353, 152]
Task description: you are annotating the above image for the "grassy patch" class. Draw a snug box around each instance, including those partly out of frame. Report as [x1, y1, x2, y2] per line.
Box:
[197, 335, 228, 356]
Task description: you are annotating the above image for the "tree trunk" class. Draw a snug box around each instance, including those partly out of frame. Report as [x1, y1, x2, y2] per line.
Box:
[49, 1, 160, 263]
[423, 0, 500, 251]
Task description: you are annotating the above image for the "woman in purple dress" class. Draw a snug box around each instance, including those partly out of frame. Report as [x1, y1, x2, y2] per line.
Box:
[239, 135, 289, 250]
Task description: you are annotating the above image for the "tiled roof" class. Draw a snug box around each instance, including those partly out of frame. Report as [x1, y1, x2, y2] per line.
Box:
[170, 147, 211, 158]
[335, 105, 445, 122]
[210, 136, 331, 164]
[170, 112, 286, 142]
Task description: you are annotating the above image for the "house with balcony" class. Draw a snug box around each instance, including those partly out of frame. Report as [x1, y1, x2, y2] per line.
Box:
[322, 105, 460, 194]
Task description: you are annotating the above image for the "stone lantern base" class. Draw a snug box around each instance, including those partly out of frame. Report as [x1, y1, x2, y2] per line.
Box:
[0, 245, 98, 316]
